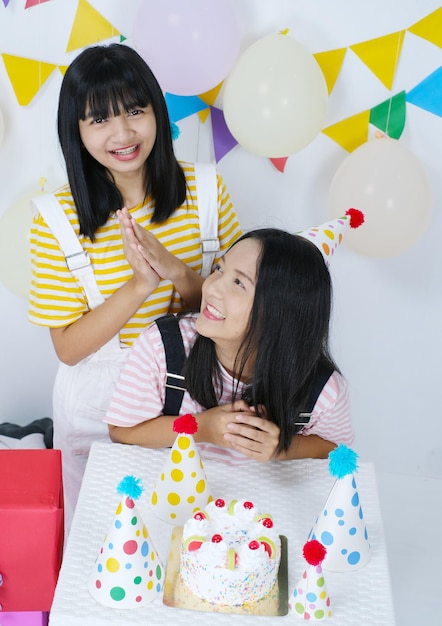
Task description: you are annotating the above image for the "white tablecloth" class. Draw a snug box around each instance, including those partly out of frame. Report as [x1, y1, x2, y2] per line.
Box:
[49, 442, 396, 625]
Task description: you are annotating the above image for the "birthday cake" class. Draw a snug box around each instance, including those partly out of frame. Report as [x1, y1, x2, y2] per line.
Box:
[179, 498, 281, 606]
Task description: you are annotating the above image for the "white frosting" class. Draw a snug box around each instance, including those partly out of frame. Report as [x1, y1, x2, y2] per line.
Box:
[180, 498, 281, 605]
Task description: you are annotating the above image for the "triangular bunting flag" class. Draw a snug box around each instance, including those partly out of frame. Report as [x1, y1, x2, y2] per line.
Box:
[350, 30, 405, 90]
[198, 82, 224, 107]
[313, 48, 347, 94]
[2, 0, 10, 6]
[269, 157, 288, 173]
[210, 106, 238, 162]
[406, 66, 442, 117]
[198, 109, 211, 123]
[1, 54, 57, 105]
[25, 0, 52, 8]
[408, 7, 442, 48]
[322, 110, 370, 152]
[369, 91, 406, 139]
[165, 93, 208, 122]
[57, 65, 69, 77]
[66, 0, 120, 53]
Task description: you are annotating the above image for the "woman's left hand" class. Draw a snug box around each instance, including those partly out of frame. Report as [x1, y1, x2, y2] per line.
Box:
[223, 413, 280, 462]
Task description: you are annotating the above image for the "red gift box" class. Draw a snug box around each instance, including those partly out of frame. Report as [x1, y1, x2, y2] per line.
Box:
[0, 449, 64, 611]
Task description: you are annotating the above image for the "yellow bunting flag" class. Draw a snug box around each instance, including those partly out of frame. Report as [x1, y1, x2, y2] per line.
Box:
[1, 54, 57, 106]
[322, 110, 370, 153]
[350, 30, 405, 90]
[57, 65, 69, 77]
[66, 0, 120, 53]
[198, 82, 223, 123]
[313, 48, 347, 94]
[408, 7, 442, 48]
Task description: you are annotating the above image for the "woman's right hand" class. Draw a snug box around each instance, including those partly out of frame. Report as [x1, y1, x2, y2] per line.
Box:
[117, 208, 160, 294]
[195, 401, 253, 449]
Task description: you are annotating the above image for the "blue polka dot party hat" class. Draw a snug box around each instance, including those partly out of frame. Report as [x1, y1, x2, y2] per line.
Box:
[88, 475, 164, 608]
[307, 445, 371, 572]
[150, 414, 212, 525]
[289, 540, 332, 621]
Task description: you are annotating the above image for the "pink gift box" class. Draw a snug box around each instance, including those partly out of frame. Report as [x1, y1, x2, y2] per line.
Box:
[0, 612, 49, 626]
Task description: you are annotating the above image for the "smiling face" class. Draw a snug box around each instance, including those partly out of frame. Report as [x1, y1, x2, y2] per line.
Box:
[196, 237, 261, 368]
[78, 104, 157, 185]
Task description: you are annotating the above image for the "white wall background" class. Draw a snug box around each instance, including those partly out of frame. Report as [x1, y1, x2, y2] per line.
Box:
[1, 0, 441, 482]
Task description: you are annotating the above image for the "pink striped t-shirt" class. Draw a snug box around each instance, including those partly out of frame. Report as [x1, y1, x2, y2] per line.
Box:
[104, 314, 354, 464]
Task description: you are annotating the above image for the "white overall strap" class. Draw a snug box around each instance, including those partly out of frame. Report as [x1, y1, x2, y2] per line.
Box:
[31, 194, 105, 310]
[194, 162, 220, 278]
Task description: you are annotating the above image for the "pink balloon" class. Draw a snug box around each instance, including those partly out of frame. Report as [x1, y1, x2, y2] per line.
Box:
[133, 0, 240, 96]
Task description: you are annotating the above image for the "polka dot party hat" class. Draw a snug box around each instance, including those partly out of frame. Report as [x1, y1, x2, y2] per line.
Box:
[150, 414, 212, 525]
[307, 445, 371, 572]
[289, 540, 332, 620]
[88, 475, 164, 608]
[298, 208, 364, 264]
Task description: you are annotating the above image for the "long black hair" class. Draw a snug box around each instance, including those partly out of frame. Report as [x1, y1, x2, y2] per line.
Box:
[57, 43, 186, 240]
[184, 228, 339, 455]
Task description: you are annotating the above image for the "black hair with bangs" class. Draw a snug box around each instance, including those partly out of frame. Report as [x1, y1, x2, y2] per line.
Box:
[57, 43, 186, 240]
[184, 228, 339, 455]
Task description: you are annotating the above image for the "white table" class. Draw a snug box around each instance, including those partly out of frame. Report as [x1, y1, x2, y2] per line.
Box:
[49, 442, 396, 625]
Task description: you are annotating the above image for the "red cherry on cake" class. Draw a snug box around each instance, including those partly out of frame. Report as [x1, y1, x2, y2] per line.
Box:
[211, 534, 223, 543]
[262, 517, 274, 528]
[194, 511, 206, 521]
[243, 501, 254, 509]
[248, 540, 260, 550]
[215, 498, 225, 507]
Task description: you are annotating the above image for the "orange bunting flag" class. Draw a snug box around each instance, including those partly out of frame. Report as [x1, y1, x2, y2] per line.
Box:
[66, 0, 120, 53]
[408, 7, 442, 48]
[313, 48, 347, 94]
[322, 110, 370, 153]
[1, 54, 57, 106]
[350, 30, 405, 90]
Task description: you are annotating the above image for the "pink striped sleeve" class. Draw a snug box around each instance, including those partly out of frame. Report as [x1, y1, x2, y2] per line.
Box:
[301, 371, 354, 445]
[104, 323, 167, 426]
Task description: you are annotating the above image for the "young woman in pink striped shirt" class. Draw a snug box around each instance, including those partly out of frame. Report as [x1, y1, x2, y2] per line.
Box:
[105, 228, 354, 463]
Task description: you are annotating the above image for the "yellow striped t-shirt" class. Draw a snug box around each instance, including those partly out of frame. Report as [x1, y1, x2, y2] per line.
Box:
[28, 162, 241, 347]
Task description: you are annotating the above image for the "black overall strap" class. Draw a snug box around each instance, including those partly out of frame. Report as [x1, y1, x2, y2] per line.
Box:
[155, 314, 187, 416]
[295, 362, 334, 426]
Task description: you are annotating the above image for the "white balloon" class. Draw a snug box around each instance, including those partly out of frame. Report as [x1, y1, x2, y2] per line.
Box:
[0, 105, 5, 147]
[223, 34, 328, 158]
[0, 190, 44, 299]
[328, 138, 432, 258]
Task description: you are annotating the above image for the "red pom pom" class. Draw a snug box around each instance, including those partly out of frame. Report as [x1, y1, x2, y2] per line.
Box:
[173, 414, 198, 435]
[303, 540, 327, 566]
[345, 208, 365, 229]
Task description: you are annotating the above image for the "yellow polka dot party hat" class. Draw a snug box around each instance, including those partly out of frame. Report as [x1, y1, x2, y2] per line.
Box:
[150, 414, 212, 525]
[88, 476, 164, 608]
[298, 208, 364, 264]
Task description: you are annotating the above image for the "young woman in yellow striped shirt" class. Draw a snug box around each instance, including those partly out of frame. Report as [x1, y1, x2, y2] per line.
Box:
[28, 44, 241, 534]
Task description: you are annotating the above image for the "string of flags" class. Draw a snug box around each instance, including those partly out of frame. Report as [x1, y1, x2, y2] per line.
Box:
[1, 2, 441, 170]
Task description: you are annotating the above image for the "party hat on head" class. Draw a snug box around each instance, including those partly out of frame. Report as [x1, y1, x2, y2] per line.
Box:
[307, 445, 371, 572]
[150, 414, 212, 525]
[298, 208, 364, 263]
[88, 475, 164, 608]
[289, 540, 332, 620]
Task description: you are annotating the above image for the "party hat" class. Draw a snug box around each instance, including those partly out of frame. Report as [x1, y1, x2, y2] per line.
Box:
[307, 445, 371, 572]
[298, 208, 364, 263]
[88, 476, 164, 608]
[289, 540, 332, 620]
[150, 414, 212, 525]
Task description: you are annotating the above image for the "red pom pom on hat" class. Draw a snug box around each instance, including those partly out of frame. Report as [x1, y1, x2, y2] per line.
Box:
[303, 539, 327, 566]
[173, 413, 198, 435]
[345, 208, 365, 229]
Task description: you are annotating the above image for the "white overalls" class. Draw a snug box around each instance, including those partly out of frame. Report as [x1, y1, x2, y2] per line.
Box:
[32, 163, 219, 536]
